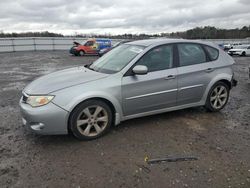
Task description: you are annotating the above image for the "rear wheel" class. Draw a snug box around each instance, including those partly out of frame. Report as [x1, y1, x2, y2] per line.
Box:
[205, 82, 230, 112]
[69, 100, 113, 140]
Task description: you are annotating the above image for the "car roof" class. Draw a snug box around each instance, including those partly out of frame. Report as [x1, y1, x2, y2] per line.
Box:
[127, 38, 218, 48]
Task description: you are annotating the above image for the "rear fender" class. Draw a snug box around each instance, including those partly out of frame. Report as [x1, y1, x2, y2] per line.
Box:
[201, 73, 232, 104]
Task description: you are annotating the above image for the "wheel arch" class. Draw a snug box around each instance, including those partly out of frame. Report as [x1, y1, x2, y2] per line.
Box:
[78, 50, 85, 55]
[67, 96, 122, 133]
[219, 79, 232, 90]
[201, 73, 232, 104]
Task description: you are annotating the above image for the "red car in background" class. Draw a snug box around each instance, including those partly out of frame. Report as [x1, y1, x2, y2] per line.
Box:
[70, 38, 112, 56]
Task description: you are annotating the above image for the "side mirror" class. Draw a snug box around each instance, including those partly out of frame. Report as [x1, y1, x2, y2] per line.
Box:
[132, 65, 148, 75]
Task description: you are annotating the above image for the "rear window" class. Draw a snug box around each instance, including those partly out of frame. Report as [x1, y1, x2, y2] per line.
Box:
[178, 43, 206, 67]
[204, 46, 219, 61]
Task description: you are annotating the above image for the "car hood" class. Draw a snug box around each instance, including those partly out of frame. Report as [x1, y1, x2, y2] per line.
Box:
[229, 49, 243, 52]
[24, 66, 108, 95]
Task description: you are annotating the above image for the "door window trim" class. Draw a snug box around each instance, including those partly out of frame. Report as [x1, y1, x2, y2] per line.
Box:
[202, 44, 219, 62]
[175, 42, 212, 67]
[124, 43, 178, 77]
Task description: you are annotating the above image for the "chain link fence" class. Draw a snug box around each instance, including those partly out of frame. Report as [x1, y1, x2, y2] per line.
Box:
[0, 37, 249, 53]
[0, 37, 122, 53]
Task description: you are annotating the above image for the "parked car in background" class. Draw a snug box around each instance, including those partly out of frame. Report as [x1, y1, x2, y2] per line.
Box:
[218, 44, 224, 50]
[98, 40, 132, 56]
[228, 45, 250, 56]
[224, 43, 243, 51]
[20, 39, 237, 140]
[70, 38, 112, 56]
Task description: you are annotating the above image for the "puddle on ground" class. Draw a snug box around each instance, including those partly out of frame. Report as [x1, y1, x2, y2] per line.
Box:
[178, 116, 206, 131]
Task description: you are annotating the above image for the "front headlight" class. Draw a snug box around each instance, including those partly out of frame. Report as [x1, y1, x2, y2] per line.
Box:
[26, 96, 54, 107]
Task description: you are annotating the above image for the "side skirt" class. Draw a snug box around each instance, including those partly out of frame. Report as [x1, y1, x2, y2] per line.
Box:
[122, 101, 205, 121]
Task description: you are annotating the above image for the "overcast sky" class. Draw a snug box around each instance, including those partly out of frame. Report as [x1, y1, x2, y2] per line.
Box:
[0, 0, 250, 35]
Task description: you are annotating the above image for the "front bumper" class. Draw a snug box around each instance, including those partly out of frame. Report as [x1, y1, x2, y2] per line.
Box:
[69, 47, 78, 55]
[19, 98, 69, 135]
[228, 51, 242, 55]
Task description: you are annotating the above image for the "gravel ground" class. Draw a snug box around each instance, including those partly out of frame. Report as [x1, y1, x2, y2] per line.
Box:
[0, 51, 249, 188]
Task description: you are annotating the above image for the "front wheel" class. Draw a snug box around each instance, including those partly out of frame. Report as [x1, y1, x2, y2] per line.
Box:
[205, 82, 230, 112]
[69, 100, 113, 140]
[241, 51, 246, 56]
[79, 50, 85, 56]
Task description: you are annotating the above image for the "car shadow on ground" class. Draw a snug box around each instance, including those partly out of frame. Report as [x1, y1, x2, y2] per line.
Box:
[24, 106, 223, 145]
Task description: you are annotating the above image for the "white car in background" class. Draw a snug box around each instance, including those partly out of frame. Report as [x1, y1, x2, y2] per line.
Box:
[224, 43, 242, 51]
[228, 45, 250, 56]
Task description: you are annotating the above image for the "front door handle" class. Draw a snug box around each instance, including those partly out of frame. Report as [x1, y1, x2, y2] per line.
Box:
[165, 75, 176, 80]
[205, 68, 214, 73]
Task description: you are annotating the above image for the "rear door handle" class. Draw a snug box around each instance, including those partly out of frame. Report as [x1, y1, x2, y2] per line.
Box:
[205, 68, 214, 73]
[165, 75, 176, 80]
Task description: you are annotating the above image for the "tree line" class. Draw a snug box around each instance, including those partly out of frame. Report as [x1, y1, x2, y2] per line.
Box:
[0, 26, 249, 39]
[168, 26, 250, 39]
[0, 31, 63, 38]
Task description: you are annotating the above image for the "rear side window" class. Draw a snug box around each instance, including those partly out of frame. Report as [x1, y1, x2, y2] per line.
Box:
[85, 41, 94, 46]
[178, 43, 206, 66]
[204, 46, 219, 61]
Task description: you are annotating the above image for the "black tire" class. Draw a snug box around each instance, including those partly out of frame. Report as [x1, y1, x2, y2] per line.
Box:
[78, 50, 85, 56]
[205, 81, 230, 112]
[241, 51, 246, 56]
[69, 100, 113, 140]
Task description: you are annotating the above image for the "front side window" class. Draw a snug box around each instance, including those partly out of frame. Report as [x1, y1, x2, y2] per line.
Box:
[89, 44, 145, 74]
[136, 45, 173, 72]
[85, 41, 94, 46]
[178, 43, 206, 66]
[204, 45, 219, 61]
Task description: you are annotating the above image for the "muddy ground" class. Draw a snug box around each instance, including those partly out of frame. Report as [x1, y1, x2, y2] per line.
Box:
[0, 51, 249, 188]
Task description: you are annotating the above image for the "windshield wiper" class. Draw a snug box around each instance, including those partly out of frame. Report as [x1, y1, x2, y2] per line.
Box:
[84, 64, 98, 72]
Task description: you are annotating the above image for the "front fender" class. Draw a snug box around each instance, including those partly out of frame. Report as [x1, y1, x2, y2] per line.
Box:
[53, 90, 123, 125]
[68, 91, 122, 116]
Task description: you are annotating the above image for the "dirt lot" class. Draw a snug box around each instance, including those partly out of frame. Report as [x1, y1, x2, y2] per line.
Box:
[0, 51, 249, 188]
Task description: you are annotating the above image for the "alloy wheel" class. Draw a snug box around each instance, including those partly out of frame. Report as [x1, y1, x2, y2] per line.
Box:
[76, 105, 109, 137]
[210, 85, 228, 109]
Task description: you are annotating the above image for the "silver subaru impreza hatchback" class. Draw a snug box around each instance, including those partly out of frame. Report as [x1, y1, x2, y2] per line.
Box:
[20, 39, 237, 140]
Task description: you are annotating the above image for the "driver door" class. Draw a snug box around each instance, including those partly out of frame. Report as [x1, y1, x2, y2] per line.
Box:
[84, 41, 95, 53]
[122, 44, 178, 116]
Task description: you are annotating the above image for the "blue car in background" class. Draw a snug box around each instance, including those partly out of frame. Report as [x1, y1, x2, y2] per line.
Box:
[98, 40, 132, 56]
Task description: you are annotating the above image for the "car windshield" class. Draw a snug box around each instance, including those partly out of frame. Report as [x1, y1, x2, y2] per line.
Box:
[112, 42, 122, 47]
[89, 44, 145, 74]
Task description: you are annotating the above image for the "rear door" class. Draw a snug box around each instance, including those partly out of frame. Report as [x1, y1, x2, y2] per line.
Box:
[122, 44, 178, 116]
[176, 43, 219, 105]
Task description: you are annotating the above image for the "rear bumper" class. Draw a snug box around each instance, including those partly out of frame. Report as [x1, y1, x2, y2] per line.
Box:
[232, 78, 238, 87]
[249, 67, 250, 79]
